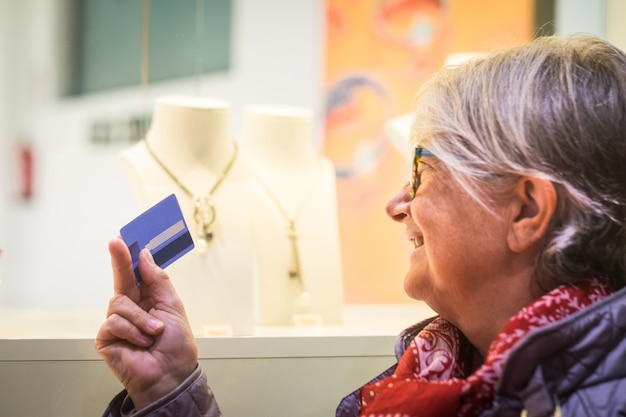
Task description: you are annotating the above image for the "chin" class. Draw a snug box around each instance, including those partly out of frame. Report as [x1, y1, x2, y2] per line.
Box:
[403, 266, 432, 300]
[403, 279, 426, 301]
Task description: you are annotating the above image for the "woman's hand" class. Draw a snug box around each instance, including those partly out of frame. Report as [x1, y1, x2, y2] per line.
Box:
[95, 237, 198, 410]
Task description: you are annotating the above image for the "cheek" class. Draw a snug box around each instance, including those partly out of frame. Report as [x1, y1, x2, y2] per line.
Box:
[404, 188, 486, 300]
[423, 204, 510, 298]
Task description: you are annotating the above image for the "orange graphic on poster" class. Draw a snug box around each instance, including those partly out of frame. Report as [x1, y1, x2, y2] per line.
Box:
[323, 0, 533, 303]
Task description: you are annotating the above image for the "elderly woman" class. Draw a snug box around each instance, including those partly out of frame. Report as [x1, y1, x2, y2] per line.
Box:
[98, 34, 626, 417]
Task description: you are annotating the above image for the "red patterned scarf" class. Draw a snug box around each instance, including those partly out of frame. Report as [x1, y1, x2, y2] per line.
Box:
[359, 278, 612, 417]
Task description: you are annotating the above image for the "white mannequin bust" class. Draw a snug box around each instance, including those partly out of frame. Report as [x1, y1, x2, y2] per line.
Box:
[239, 104, 344, 326]
[119, 95, 255, 336]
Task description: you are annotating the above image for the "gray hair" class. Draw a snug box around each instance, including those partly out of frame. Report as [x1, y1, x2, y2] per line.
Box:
[411, 34, 626, 290]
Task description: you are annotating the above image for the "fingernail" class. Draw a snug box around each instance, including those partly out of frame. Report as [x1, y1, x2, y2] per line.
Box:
[147, 318, 164, 332]
[140, 248, 155, 265]
[138, 334, 154, 346]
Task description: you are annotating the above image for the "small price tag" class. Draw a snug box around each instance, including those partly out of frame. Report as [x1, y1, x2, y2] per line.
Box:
[292, 313, 323, 327]
[202, 325, 233, 337]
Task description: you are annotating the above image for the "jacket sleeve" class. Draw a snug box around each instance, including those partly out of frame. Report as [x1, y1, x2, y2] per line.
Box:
[102, 365, 222, 417]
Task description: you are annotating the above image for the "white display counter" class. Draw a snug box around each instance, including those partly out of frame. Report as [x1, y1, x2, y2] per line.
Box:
[0, 303, 434, 417]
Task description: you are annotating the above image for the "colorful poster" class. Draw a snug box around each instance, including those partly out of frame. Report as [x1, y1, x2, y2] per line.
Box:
[323, 0, 533, 303]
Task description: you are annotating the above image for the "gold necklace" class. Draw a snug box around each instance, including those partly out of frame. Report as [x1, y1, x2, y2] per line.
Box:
[254, 167, 320, 289]
[144, 139, 239, 253]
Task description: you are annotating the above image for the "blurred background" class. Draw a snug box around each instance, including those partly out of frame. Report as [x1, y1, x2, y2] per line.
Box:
[0, 0, 624, 311]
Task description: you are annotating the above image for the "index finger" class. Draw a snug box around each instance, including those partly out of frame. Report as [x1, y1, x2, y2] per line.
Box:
[108, 237, 141, 301]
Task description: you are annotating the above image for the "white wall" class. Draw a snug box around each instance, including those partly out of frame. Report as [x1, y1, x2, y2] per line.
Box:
[555, 0, 606, 37]
[606, 0, 626, 51]
[0, 0, 8, 269]
[0, 0, 325, 308]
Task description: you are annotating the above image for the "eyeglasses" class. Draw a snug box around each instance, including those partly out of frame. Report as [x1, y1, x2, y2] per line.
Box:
[410, 147, 435, 199]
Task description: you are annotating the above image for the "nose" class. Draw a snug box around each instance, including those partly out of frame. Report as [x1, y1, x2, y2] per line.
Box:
[386, 181, 412, 223]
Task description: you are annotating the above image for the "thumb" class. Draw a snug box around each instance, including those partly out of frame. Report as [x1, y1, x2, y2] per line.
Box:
[136, 248, 159, 285]
[137, 249, 180, 306]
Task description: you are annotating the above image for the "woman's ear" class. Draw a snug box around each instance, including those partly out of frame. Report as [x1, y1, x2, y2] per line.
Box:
[507, 176, 556, 253]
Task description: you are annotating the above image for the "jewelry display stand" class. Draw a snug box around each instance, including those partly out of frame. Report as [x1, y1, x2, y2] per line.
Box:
[119, 96, 255, 336]
[239, 104, 344, 326]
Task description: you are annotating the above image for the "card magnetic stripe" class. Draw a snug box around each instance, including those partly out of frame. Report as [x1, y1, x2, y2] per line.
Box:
[132, 230, 194, 284]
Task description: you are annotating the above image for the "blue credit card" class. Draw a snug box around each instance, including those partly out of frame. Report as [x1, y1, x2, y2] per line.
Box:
[120, 194, 194, 285]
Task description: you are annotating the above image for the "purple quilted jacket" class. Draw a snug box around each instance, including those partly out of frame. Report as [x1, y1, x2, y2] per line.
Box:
[338, 286, 626, 417]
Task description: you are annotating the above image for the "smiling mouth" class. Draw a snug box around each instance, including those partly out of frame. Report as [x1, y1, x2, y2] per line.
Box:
[411, 237, 424, 248]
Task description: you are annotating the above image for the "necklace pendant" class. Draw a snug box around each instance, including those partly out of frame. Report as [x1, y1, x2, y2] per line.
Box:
[199, 224, 214, 243]
[145, 142, 239, 251]
[196, 238, 208, 254]
[286, 221, 302, 280]
[195, 227, 214, 254]
[194, 194, 217, 252]
[298, 291, 310, 306]
[200, 229, 214, 245]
